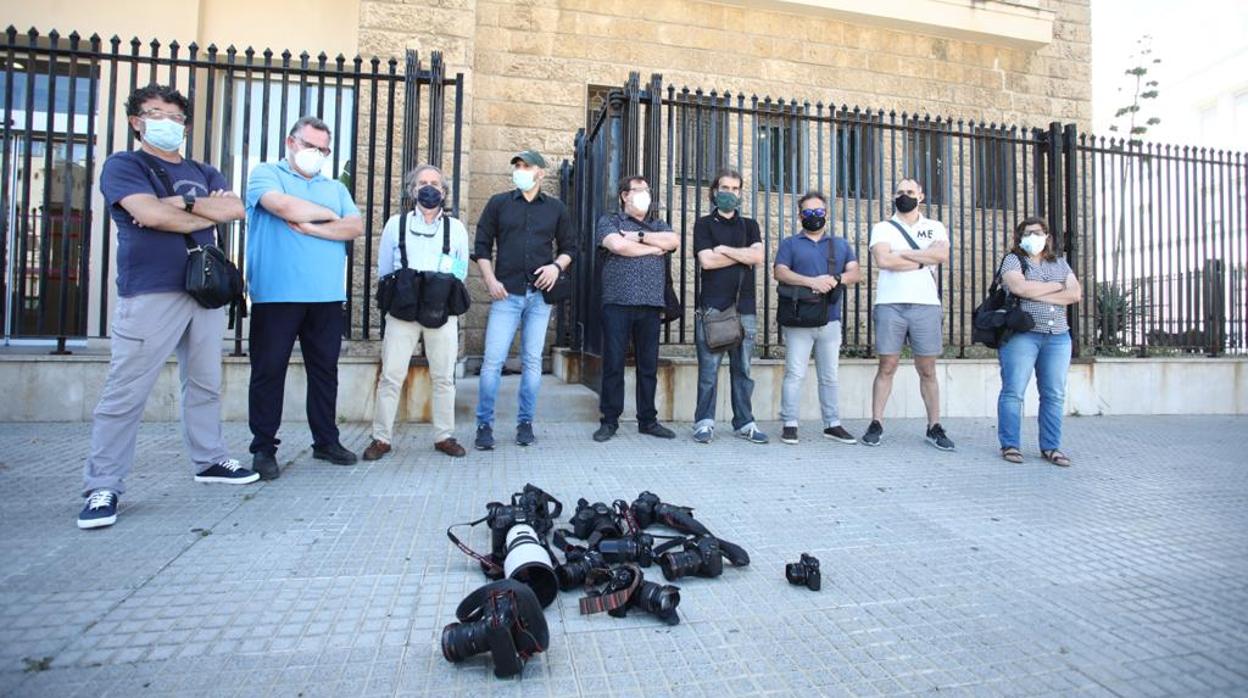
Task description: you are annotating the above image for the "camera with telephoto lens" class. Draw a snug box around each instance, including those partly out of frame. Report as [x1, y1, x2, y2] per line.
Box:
[570, 498, 622, 542]
[785, 553, 821, 591]
[482, 484, 562, 574]
[596, 532, 655, 567]
[555, 546, 606, 590]
[587, 565, 681, 625]
[441, 579, 549, 678]
[660, 535, 723, 581]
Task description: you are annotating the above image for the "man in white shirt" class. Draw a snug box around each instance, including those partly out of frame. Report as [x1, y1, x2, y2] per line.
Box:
[864, 179, 955, 451]
[362, 164, 470, 460]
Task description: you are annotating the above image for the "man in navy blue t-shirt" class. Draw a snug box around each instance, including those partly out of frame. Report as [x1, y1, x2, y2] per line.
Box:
[78, 84, 258, 530]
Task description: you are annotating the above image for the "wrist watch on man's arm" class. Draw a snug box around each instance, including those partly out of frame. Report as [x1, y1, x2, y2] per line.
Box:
[181, 192, 196, 213]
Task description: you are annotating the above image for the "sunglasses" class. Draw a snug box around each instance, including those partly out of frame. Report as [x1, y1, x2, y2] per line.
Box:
[800, 208, 826, 218]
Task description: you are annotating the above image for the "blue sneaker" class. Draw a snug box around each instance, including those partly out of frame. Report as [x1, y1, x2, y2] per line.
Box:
[735, 425, 769, 445]
[474, 423, 495, 451]
[194, 458, 260, 484]
[78, 490, 118, 530]
[692, 425, 714, 444]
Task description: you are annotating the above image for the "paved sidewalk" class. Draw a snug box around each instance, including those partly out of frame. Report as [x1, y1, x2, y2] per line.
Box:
[1, 403, 1246, 696]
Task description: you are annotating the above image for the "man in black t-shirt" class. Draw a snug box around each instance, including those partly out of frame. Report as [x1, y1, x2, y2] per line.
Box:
[692, 169, 767, 444]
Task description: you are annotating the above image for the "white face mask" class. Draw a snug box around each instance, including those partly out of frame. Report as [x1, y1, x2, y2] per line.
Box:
[1020, 235, 1047, 256]
[292, 146, 326, 176]
[630, 191, 651, 215]
[512, 168, 537, 192]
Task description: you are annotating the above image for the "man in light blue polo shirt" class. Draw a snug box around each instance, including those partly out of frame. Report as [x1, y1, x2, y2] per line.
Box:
[245, 116, 364, 480]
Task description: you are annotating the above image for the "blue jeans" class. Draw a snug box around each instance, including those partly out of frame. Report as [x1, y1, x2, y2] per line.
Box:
[476, 289, 553, 426]
[694, 313, 757, 432]
[997, 331, 1071, 451]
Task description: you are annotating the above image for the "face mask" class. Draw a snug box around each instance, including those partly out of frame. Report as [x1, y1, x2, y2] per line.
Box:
[630, 191, 651, 214]
[293, 147, 326, 176]
[142, 118, 184, 152]
[416, 184, 444, 209]
[894, 194, 918, 213]
[512, 168, 536, 192]
[1020, 235, 1047, 256]
[801, 215, 825, 232]
[713, 191, 739, 212]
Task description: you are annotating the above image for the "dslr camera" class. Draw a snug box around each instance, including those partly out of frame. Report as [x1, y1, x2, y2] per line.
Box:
[583, 564, 681, 625]
[659, 535, 723, 581]
[785, 553, 821, 591]
[569, 498, 622, 543]
[555, 546, 606, 590]
[597, 532, 655, 567]
[441, 579, 549, 678]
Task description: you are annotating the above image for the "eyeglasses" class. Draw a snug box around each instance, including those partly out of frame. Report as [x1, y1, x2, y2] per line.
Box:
[800, 208, 826, 218]
[629, 186, 650, 193]
[293, 136, 331, 156]
[140, 109, 187, 124]
[1022, 228, 1046, 237]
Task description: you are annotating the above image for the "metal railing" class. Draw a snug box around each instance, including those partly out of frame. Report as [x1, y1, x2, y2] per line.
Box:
[561, 72, 1247, 358]
[0, 27, 464, 352]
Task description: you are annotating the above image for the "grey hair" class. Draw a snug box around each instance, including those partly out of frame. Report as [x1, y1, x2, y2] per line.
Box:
[288, 115, 331, 139]
[405, 164, 449, 197]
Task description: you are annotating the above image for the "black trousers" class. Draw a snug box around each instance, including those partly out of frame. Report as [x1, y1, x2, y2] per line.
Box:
[599, 303, 661, 428]
[248, 302, 344, 455]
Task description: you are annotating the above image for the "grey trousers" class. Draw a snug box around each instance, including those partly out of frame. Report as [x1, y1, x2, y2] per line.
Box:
[81, 292, 229, 496]
[779, 320, 843, 428]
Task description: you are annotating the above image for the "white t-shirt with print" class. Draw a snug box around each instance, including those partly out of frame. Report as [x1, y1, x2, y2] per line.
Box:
[869, 214, 948, 306]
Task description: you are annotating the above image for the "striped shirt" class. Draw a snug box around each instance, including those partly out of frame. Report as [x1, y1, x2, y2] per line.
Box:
[999, 254, 1073, 334]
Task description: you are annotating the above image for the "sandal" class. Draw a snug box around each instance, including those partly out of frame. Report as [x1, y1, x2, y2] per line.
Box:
[1001, 447, 1023, 464]
[1041, 449, 1072, 467]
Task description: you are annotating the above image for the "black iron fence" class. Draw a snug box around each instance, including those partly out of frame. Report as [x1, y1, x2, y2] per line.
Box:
[561, 72, 1247, 358]
[0, 27, 463, 352]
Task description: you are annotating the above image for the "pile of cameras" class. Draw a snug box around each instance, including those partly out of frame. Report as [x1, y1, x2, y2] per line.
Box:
[441, 484, 796, 678]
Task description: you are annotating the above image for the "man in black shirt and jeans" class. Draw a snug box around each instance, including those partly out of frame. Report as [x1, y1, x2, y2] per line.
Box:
[472, 149, 577, 449]
[592, 175, 680, 442]
[692, 169, 767, 444]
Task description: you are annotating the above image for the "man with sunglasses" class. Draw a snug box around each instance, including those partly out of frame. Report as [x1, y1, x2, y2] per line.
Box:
[865, 178, 954, 451]
[244, 116, 364, 480]
[774, 191, 861, 445]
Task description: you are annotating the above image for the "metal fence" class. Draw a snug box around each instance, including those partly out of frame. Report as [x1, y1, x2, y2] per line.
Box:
[0, 26, 463, 352]
[561, 72, 1247, 359]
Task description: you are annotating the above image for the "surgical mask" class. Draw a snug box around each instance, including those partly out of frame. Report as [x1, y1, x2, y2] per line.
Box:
[713, 191, 739, 212]
[1020, 235, 1047, 256]
[801, 215, 825, 232]
[512, 168, 536, 192]
[416, 184, 444, 209]
[894, 194, 918, 213]
[142, 118, 184, 152]
[630, 191, 651, 214]
[293, 147, 326, 176]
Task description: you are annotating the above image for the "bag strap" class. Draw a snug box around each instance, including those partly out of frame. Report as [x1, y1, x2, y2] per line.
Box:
[397, 211, 409, 270]
[442, 214, 451, 255]
[887, 219, 921, 251]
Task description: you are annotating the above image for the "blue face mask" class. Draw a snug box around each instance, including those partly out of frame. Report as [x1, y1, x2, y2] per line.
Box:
[512, 168, 536, 192]
[143, 118, 185, 152]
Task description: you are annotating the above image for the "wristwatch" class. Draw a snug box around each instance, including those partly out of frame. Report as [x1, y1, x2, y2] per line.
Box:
[181, 192, 196, 213]
[833, 273, 842, 286]
[638, 230, 646, 242]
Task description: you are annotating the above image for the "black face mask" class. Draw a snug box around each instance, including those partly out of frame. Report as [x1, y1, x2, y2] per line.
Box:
[801, 215, 825, 232]
[894, 194, 918, 213]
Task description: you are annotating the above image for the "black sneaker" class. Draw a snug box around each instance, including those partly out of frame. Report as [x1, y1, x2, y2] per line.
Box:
[78, 490, 118, 530]
[516, 421, 536, 447]
[475, 423, 495, 451]
[313, 443, 358, 465]
[823, 426, 857, 445]
[925, 423, 956, 451]
[252, 452, 280, 481]
[862, 420, 883, 447]
[780, 426, 799, 445]
[593, 423, 618, 442]
[638, 422, 676, 439]
[194, 458, 260, 484]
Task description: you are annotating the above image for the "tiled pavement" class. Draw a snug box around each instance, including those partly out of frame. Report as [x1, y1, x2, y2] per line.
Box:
[1, 385, 1246, 696]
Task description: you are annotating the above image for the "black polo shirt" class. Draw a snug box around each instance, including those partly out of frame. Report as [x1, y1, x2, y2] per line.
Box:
[693, 211, 761, 313]
[472, 188, 578, 295]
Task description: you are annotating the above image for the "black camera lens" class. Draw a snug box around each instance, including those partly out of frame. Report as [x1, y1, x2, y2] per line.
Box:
[659, 548, 702, 581]
[633, 580, 681, 625]
[598, 535, 653, 567]
[660, 537, 721, 581]
[555, 549, 603, 590]
[441, 618, 490, 663]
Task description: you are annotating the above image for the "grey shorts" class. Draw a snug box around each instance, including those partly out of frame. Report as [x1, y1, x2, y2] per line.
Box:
[874, 303, 943, 356]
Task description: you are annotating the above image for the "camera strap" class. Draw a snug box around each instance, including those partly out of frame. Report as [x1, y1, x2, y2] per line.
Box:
[446, 515, 504, 575]
[578, 564, 642, 615]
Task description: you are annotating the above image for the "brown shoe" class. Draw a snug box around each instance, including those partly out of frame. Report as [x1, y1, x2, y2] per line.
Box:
[361, 439, 391, 461]
[434, 438, 467, 457]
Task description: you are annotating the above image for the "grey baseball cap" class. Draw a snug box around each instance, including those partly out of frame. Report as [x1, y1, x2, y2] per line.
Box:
[510, 149, 548, 168]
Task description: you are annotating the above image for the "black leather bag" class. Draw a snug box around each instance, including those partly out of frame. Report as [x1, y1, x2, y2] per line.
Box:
[414, 215, 471, 328]
[662, 254, 683, 324]
[377, 212, 424, 321]
[776, 234, 840, 328]
[973, 253, 1035, 348]
[541, 270, 573, 304]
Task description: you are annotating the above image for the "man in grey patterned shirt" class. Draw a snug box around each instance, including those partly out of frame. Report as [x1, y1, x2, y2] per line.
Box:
[592, 175, 680, 442]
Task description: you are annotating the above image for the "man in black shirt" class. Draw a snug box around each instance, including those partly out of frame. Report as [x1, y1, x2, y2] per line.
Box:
[692, 169, 767, 444]
[592, 175, 680, 442]
[471, 149, 577, 449]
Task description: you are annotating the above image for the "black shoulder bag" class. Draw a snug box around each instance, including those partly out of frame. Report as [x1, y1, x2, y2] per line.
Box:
[134, 151, 245, 316]
[414, 216, 472, 328]
[972, 253, 1035, 349]
[777, 236, 840, 328]
[376, 212, 423, 322]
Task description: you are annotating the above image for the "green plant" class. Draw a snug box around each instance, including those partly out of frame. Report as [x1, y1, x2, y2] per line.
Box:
[1093, 280, 1144, 351]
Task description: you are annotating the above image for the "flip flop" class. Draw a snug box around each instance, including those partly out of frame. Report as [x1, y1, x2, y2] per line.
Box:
[1041, 449, 1072, 467]
[1001, 447, 1023, 464]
